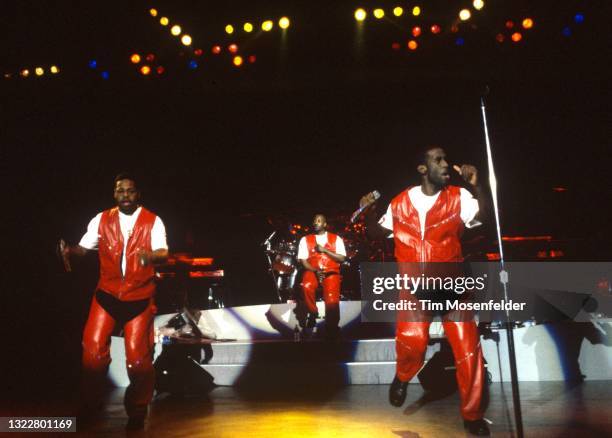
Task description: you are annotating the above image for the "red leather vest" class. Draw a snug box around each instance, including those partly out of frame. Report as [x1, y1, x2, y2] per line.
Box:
[97, 207, 157, 301]
[305, 233, 341, 273]
[391, 186, 464, 263]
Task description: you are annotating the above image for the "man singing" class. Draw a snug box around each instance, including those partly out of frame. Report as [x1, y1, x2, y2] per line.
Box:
[297, 214, 346, 340]
[61, 173, 168, 430]
[360, 146, 490, 436]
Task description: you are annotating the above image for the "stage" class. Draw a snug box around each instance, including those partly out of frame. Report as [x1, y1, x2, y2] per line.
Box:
[9, 381, 610, 436]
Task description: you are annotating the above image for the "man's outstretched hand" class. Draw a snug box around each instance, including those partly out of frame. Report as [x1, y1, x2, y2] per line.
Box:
[453, 164, 478, 186]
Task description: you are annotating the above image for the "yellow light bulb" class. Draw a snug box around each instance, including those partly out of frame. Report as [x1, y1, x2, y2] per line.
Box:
[181, 34, 192, 46]
[50, 65, 59, 74]
[171, 25, 181, 36]
[473, 0, 484, 11]
[459, 9, 471, 21]
[35, 67, 44, 76]
[149, 8, 158, 17]
[225, 24, 234, 34]
[262, 20, 273, 31]
[279, 17, 290, 29]
[354, 8, 366, 21]
[393, 7, 404, 17]
[373, 9, 385, 19]
[243, 22, 253, 33]
[160, 17, 169, 26]
[412, 6, 421, 16]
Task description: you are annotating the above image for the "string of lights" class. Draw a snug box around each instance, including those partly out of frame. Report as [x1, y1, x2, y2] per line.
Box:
[2, 5, 589, 80]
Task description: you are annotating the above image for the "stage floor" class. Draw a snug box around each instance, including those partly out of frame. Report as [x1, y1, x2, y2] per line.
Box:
[44, 381, 612, 437]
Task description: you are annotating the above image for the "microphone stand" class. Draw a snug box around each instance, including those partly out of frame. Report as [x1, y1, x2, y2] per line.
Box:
[480, 91, 524, 438]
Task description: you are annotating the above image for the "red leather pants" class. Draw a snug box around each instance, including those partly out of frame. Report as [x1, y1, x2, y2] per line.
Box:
[301, 271, 341, 330]
[396, 320, 485, 421]
[81, 294, 156, 417]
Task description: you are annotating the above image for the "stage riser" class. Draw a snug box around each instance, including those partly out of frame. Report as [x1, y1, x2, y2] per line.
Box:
[195, 339, 400, 365]
[108, 303, 612, 387]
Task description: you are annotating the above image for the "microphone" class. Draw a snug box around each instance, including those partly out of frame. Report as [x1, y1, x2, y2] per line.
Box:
[261, 231, 276, 247]
[351, 190, 381, 223]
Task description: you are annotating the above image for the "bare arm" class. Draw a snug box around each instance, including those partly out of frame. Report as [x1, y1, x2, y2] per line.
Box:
[453, 164, 488, 225]
[138, 248, 169, 267]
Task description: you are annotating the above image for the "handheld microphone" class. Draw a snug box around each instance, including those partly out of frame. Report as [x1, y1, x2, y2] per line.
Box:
[351, 190, 381, 223]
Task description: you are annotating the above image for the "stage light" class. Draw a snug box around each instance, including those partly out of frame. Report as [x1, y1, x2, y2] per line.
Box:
[160, 17, 169, 26]
[156, 66, 165, 74]
[194, 48, 203, 56]
[391, 42, 400, 50]
[522, 18, 534, 29]
[412, 26, 421, 37]
[149, 8, 158, 17]
[505, 20, 514, 29]
[373, 9, 384, 19]
[35, 67, 44, 76]
[430, 24, 441, 34]
[562, 26, 572, 37]
[262, 20, 273, 31]
[50, 65, 59, 74]
[393, 7, 403, 17]
[140, 65, 151, 75]
[188, 60, 198, 69]
[171, 25, 181, 36]
[473, 0, 484, 11]
[574, 14, 584, 24]
[130, 54, 141, 64]
[407, 40, 418, 50]
[101, 71, 109, 80]
[496, 33, 505, 43]
[279, 17, 290, 29]
[212, 45, 222, 54]
[225, 24, 234, 34]
[20, 69, 30, 77]
[228, 44, 238, 54]
[459, 9, 471, 21]
[511, 32, 522, 42]
[412, 6, 421, 16]
[145, 53, 155, 62]
[233, 56, 243, 67]
[354, 8, 366, 21]
[181, 34, 192, 46]
[244, 22, 253, 32]
[248, 55, 256, 63]
[455, 37, 465, 46]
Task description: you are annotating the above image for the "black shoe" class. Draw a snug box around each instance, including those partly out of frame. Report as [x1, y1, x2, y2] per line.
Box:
[389, 376, 408, 407]
[125, 415, 146, 431]
[463, 419, 490, 436]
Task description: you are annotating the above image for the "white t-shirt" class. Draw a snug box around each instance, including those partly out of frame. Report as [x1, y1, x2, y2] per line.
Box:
[297, 232, 347, 260]
[379, 186, 479, 238]
[79, 206, 168, 274]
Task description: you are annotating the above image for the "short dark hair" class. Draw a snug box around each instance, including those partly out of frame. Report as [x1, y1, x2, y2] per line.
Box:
[415, 145, 445, 166]
[114, 172, 138, 188]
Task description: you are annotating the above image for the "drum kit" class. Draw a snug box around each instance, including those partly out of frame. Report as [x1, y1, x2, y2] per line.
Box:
[262, 216, 391, 302]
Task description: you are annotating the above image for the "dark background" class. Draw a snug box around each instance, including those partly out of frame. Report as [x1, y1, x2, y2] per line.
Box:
[1, 1, 609, 401]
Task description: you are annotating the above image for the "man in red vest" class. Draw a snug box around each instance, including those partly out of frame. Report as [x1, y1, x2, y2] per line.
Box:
[360, 146, 489, 436]
[61, 173, 168, 430]
[297, 214, 347, 339]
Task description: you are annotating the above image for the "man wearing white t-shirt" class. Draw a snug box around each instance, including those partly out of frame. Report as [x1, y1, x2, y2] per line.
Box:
[360, 146, 490, 436]
[297, 214, 346, 339]
[61, 173, 168, 430]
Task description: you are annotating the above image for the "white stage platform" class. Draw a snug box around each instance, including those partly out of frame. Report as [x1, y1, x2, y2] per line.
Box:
[108, 301, 612, 387]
